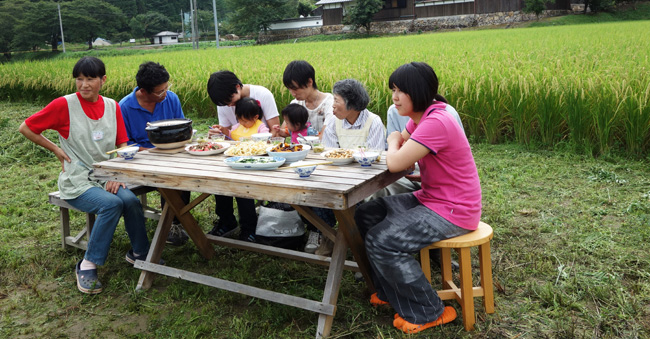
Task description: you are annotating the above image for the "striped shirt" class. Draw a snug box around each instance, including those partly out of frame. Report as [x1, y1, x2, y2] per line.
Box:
[322, 109, 386, 150]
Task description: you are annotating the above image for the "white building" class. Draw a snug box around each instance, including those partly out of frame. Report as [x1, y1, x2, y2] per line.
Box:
[153, 31, 180, 45]
[268, 16, 323, 31]
[92, 38, 111, 47]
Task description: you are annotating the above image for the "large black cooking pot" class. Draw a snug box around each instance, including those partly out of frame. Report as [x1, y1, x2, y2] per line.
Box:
[145, 118, 193, 149]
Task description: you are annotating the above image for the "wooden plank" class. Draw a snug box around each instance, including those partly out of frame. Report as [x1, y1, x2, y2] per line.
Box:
[316, 229, 348, 338]
[291, 205, 338, 242]
[334, 209, 375, 293]
[206, 235, 360, 272]
[137, 204, 174, 290]
[134, 260, 336, 315]
[159, 189, 215, 259]
[92, 168, 354, 209]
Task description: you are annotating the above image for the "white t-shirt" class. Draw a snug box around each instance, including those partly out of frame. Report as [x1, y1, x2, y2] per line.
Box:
[290, 93, 334, 133]
[217, 85, 280, 128]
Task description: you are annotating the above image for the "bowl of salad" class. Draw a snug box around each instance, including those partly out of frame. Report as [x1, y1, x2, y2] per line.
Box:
[185, 141, 230, 155]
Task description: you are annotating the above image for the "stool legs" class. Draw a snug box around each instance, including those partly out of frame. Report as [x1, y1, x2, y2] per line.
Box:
[457, 247, 475, 331]
[421, 248, 432, 283]
[440, 248, 453, 289]
[479, 242, 495, 314]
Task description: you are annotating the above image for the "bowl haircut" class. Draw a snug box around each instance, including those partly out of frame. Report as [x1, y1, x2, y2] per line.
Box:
[72, 56, 106, 78]
[388, 62, 447, 113]
[235, 97, 264, 121]
[207, 70, 243, 106]
[282, 103, 309, 131]
[283, 60, 318, 90]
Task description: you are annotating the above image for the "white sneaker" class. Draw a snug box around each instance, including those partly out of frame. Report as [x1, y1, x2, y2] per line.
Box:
[304, 231, 320, 254]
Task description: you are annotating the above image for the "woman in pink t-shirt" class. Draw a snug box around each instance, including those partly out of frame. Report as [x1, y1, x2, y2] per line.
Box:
[354, 62, 482, 334]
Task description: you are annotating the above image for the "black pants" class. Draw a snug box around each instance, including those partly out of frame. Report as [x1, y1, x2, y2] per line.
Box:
[214, 195, 258, 237]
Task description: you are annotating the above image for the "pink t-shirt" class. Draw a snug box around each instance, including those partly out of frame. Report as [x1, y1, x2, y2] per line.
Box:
[406, 102, 482, 230]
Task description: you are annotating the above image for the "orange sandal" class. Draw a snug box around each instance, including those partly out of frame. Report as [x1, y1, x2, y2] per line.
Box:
[370, 293, 389, 306]
[393, 306, 457, 333]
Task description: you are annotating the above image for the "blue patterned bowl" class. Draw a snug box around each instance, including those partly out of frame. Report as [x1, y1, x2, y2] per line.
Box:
[293, 165, 317, 178]
[117, 146, 139, 160]
[353, 151, 379, 167]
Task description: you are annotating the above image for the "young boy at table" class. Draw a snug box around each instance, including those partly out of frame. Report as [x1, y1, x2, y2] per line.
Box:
[206, 71, 280, 240]
[119, 61, 190, 246]
[354, 62, 481, 333]
[19, 56, 155, 294]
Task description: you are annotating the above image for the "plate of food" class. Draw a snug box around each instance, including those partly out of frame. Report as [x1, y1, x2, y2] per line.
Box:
[266, 143, 311, 163]
[224, 140, 269, 156]
[321, 148, 354, 165]
[185, 141, 230, 155]
[224, 156, 286, 170]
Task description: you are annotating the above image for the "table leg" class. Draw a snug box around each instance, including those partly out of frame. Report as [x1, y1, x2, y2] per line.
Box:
[333, 208, 375, 293]
[158, 188, 215, 260]
[316, 228, 348, 338]
[137, 203, 173, 290]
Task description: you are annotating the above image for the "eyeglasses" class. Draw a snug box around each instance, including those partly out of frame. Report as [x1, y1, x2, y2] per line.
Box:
[152, 82, 172, 97]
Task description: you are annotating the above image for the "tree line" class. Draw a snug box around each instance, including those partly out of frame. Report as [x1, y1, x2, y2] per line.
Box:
[0, 0, 317, 55]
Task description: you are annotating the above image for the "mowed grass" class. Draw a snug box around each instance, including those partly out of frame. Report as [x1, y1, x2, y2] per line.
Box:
[1, 101, 649, 338]
[1, 20, 650, 156]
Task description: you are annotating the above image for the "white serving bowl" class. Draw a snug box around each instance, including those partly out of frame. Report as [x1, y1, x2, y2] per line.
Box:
[321, 149, 354, 165]
[293, 165, 318, 178]
[117, 146, 139, 160]
[251, 132, 272, 142]
[266, 144, 311, 164]
[353, 151, 379, 167]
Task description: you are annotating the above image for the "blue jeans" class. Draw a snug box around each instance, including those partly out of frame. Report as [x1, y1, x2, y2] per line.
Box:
[66, 186, 150, 265]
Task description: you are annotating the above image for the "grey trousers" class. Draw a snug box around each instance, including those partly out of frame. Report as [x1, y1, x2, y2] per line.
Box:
[354, 193, 470, 324]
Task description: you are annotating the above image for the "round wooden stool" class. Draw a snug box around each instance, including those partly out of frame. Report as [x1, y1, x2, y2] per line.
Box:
[420, 221, 495, 331]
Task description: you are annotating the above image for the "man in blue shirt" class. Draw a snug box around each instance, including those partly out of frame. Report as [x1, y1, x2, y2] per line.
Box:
[119, 61, 189, 246]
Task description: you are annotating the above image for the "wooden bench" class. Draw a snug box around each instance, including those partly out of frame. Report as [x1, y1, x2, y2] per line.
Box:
[49, 185, 161, 250]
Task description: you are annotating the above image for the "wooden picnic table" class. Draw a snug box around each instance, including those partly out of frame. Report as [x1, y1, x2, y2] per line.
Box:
[92, 146, 402, 338]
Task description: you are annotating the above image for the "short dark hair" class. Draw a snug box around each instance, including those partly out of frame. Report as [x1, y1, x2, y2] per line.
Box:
[388, 62, 446, 113]
[283, 60, 317, 90]
[332, 79, 369, 112]
[207, 70, 243, 106]
[72, 56, 105, 78]
[235, 97, 263, 121]
[281, 103, 309, 131]
[136, 61, 170, 93]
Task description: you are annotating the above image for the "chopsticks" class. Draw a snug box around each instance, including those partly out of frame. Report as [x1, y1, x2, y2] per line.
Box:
[106, 144, 138, 155]
[283, 161, 333, 168]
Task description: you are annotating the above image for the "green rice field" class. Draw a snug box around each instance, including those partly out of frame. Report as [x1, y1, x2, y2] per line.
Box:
[1, 21, 649, 155]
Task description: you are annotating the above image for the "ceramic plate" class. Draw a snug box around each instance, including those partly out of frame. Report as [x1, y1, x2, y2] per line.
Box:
[185, 142, 230, 155]
[223, 141, 269, 156]
[224, 156, 286, 170]
[320, 149, 354, 165]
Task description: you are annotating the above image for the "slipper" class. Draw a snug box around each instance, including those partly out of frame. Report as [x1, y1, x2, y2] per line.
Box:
[75, 260, 103, 294]
[393, 306, 457, 333]
[370, 293, 390, 306]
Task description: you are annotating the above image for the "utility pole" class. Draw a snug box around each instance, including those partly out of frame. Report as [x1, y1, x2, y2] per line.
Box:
[181, 10, 185, 43]
[189, 0, 197, 49]
[192, 0, 200, 49]
[212, 0, 219, 48]
[57, 3, 66, 53]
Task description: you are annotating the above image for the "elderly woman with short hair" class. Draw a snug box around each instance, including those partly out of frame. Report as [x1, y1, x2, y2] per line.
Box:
[322, 79, 386, 150]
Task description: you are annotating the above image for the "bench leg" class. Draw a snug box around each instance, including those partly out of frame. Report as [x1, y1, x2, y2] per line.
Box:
[60, 207, 70, 249]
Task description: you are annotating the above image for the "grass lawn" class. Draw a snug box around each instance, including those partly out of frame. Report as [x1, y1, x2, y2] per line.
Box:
[1, 101, 649, 338]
